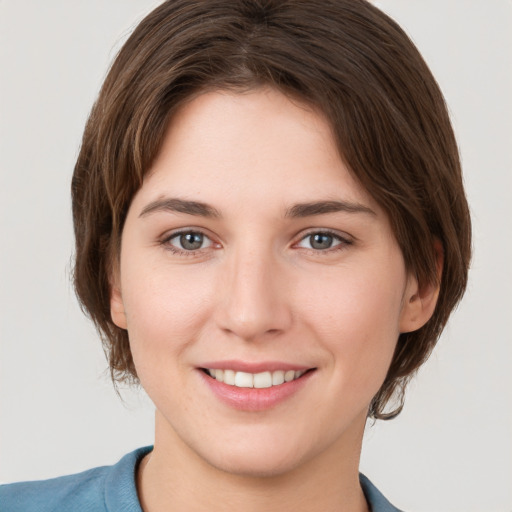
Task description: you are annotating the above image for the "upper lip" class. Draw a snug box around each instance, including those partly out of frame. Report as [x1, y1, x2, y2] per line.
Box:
[199, 360, 313, 373]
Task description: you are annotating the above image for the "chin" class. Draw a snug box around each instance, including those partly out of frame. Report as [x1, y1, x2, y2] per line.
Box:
[193, 427, 321, 479]
[206, 446, 306, 479]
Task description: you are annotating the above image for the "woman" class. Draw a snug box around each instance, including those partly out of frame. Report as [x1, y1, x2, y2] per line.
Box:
[0, 1, 471, 510]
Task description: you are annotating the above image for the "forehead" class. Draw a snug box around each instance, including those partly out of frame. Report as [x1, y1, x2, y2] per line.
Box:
[137, 87, 379, 216]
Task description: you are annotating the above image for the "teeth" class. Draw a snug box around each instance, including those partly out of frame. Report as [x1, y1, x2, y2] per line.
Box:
[224, 369, 235, 385]
[206, 368, 307, 388]
[272, 370, 285, 386]
[234, 371, 253, 388]
[253, 371, 272, 388]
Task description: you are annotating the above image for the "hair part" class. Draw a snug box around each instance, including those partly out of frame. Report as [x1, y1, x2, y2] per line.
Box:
[72, 0, 471, 419]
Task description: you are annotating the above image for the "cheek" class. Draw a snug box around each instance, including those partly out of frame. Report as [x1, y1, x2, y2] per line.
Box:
[298, 264, 405, 389]
[120, 262, 216, 372]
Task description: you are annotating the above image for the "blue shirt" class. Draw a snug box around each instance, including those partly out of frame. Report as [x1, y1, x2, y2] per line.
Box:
[0, 447, 402, 511]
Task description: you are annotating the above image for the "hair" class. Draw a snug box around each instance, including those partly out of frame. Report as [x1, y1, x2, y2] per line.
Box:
[72, 0, 471, 420]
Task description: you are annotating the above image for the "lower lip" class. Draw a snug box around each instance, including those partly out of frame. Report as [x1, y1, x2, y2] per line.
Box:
[199, 370, 314, 412]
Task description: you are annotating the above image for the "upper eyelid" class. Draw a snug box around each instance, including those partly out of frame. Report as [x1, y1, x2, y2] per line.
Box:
[161, 227, 214, 241]
[291, 229, 354, 254]
[160, 229, 217, 257]
[160, 228, 217, 252]
[294, 228, 353, 242]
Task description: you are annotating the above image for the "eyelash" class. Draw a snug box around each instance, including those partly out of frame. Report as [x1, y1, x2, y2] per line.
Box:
[294, 229, 353, 254]
[160, 229, 216, 257]
[160, 228, 353, 256]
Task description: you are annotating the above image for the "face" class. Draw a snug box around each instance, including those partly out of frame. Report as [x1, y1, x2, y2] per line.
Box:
[111, 88, 428, 477]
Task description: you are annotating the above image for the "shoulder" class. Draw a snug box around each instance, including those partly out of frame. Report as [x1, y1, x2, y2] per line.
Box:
[0, 465, 108, 512]
[360, 473, 404, 512]
[0, 446, 152, 512]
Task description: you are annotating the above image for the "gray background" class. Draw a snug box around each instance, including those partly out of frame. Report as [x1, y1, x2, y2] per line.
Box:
[1, 1, 511, 511]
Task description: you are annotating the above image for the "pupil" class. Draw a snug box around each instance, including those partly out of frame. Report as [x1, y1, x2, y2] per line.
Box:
[311, 233, 332, 250]
[180, 232, 203, 250]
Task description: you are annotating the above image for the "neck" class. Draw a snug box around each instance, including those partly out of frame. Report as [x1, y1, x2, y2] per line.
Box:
[137, 411, 369, 512]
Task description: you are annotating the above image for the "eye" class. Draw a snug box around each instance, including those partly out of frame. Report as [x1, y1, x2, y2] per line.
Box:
[165, 231, 213, 252]
[296, 231, 349, 251]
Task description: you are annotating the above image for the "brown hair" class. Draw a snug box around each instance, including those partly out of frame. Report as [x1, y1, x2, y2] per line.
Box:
[72, 0, 471, 419]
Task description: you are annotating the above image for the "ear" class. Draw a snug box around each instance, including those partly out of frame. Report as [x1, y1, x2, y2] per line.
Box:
[399, 240, 443, 333]
[110, 269, 127, 330]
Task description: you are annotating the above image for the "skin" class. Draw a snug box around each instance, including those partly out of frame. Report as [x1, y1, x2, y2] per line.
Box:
[111, 87, 439, 512]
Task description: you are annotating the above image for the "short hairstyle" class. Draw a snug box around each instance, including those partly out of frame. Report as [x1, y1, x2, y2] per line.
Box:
[72, 0, 471, 419]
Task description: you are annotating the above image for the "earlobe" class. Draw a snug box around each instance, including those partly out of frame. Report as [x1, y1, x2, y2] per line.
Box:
[110, 281, 128, 330]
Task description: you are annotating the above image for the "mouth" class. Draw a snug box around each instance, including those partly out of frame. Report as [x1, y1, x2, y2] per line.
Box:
[202, 368, 311, 389]
[198, 361, 316, 411]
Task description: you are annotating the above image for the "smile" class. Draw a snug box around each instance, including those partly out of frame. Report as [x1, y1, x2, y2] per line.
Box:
[205, 369, 308, 388]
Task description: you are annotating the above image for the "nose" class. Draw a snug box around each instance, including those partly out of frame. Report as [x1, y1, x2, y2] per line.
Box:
[214, 245, 293, 342]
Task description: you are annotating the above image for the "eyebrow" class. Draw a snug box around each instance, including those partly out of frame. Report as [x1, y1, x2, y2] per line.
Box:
[139, 198, 221, 218]
[285, 200, 376, 218]
[138, 197, 376, 220]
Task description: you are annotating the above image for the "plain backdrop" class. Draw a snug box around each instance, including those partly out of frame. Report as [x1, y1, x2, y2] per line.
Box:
[1, 1, 511, 511]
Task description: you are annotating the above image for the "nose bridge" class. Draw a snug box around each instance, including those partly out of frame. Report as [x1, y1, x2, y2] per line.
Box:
[216, 239, 291, 341]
